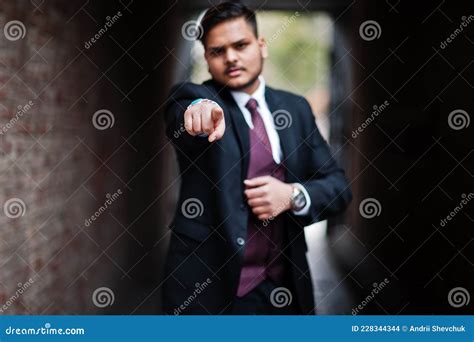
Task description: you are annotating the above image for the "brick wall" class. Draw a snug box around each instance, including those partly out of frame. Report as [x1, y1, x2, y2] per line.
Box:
[0, 1, 130, 314]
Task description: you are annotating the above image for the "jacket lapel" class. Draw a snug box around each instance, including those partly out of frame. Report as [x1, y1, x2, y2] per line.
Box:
[265, 86, 298, 181]
[223, 90, 250, 179]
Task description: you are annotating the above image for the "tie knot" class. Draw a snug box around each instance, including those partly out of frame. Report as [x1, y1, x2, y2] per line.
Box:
[245, 98, 258, 112]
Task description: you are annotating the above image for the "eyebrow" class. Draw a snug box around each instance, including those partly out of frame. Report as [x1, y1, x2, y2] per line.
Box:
[208, 39, 249, 52]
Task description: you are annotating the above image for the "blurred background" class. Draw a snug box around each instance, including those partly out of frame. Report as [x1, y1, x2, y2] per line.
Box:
[0, 0, 472, 314]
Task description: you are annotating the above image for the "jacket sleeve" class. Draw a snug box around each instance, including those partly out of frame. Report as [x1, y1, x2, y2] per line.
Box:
[296, 97, 352, 224]
[164, 82, 214, 152]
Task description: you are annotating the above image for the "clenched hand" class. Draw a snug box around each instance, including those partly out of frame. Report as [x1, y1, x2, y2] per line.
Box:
[244, 176, 293, 220]
[184, 100, 225, 142]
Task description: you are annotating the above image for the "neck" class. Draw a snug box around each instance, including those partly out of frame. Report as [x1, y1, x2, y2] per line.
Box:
[212, 75, 262, 94]
[239, 77, 260, 95]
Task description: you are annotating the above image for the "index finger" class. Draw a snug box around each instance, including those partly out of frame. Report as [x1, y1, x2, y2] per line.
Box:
[209, 109, 225, 142]
[244, 185, 267, 199]
[244, 176, 270, 188]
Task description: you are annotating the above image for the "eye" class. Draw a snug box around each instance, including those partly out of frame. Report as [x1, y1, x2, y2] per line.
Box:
[210, 49, 223, 56]
[236, 42, 248, 49]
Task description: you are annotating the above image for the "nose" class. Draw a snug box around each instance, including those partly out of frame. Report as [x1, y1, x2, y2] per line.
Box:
[224, 48, 238, 64]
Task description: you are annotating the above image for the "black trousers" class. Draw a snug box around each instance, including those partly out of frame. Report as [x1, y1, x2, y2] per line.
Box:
[230, 277, 301, 315]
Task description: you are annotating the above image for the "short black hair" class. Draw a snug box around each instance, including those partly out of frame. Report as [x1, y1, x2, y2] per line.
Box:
[199, 1, 258, 46]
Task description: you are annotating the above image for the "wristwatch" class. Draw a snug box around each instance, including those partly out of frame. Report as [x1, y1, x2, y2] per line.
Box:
[290, 184, 307, 212]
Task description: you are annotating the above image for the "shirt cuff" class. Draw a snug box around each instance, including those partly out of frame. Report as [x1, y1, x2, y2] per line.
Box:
[291, 183, 311, 216]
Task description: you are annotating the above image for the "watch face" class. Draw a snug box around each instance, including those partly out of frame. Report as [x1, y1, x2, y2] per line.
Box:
[293, 189, 306, 210]
[295, 193, 306, 207]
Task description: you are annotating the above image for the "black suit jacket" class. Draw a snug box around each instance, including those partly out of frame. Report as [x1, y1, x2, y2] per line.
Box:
[162, 79, 352, 314]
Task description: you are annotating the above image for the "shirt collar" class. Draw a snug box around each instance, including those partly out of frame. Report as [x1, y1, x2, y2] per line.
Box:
[229, 75, 266, 108]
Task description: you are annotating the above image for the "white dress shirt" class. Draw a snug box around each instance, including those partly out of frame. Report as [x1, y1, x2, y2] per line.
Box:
[229, 76, 312, 216]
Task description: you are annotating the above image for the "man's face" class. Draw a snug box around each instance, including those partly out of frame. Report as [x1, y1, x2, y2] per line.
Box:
[204, 17, 267, 91]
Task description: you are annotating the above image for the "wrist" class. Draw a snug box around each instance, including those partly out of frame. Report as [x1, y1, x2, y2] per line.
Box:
[285, 183, 294, 211]
[187, 98, 220, 110]
[289, 183, 307, 212]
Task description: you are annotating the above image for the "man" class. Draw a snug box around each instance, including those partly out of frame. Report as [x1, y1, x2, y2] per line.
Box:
[163, 2, 352, 315]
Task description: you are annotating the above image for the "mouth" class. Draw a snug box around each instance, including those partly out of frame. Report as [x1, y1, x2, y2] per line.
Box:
[225, 67, 244, 78]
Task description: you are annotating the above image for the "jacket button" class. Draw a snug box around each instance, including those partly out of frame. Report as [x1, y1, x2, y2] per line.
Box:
[240, 203, 246, 210]
[236, 237, 245, 246]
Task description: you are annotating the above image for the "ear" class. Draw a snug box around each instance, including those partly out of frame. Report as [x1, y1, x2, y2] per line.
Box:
[258, 37, 268, 59]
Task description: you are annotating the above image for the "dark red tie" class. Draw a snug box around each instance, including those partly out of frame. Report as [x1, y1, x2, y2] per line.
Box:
[245, 98, 272, 153]
[237, 98, 286, 297]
